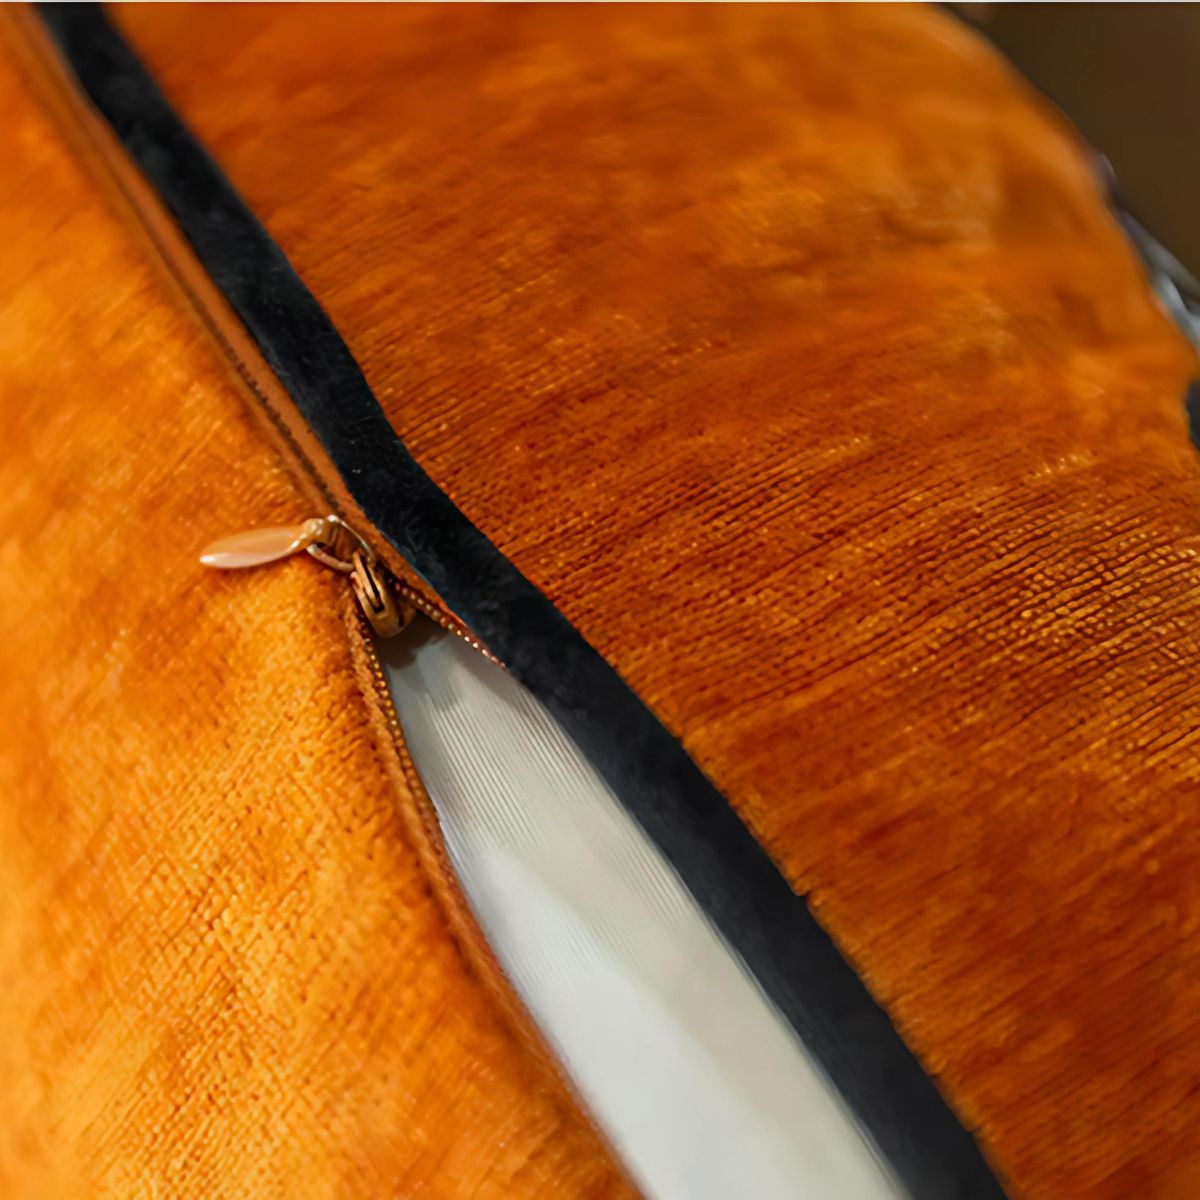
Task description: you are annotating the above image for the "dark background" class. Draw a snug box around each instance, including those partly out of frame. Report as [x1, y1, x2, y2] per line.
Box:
[960, 3, 1198, 277]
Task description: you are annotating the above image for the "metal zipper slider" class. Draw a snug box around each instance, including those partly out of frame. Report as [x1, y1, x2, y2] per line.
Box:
[200, 514, 413, 638]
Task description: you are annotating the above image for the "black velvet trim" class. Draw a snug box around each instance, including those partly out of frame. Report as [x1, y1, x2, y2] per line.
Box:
[39, 5, 1007, 1195]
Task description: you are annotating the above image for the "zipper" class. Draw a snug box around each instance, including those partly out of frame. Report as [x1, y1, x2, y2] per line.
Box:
[199, 502, 903, 1198]
[198, 511, 616, 1127]
[201, 513, 494, 657]
[201, 515, 410, 637]
[197, 518, 900, 1199]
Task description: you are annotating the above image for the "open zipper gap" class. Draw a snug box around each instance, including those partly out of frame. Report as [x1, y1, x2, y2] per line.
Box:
[194, 521, 902, 1196]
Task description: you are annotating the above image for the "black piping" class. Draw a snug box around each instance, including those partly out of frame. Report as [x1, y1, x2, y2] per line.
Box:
[38, 5, 1006, 1196]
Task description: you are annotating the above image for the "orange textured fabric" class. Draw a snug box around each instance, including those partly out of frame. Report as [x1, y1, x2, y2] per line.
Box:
[0, 29, 631, 1200]
[112, 4, 1200, 1197]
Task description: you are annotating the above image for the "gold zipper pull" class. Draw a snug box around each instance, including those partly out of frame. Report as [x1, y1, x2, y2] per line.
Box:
[199, 518, 328, 569]
[347, 548, 409, 637]
[200, 514, 413, 638]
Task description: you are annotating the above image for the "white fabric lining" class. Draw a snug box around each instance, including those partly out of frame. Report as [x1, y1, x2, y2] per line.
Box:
[380, 623, 902, 1200]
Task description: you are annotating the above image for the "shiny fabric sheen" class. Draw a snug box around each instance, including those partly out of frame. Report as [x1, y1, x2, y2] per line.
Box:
[112, 5, 1200, 1197]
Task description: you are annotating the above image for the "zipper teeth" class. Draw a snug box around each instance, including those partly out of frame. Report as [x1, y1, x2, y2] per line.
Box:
[355, 611, 465, 872]
[192, 289, 493, 654]
[387, 573, 499, 663]
[218, 350, 498, 658]
[348, 611, 626, 1163]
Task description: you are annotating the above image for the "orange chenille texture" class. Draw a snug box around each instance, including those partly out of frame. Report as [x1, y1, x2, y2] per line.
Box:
[114, 4, 1200, 1196]
[0, 31, 631, 1200]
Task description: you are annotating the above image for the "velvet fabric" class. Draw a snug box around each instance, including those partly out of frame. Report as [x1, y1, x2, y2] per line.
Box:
[106, 5, 1200, 1198]
[35, 6, 999, 1194]
[0, 23, 632, 1199]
